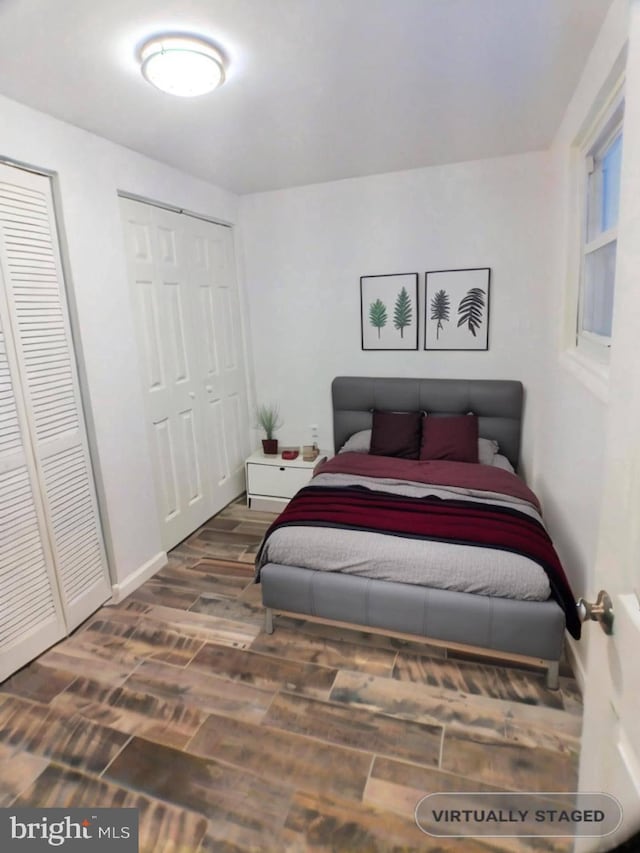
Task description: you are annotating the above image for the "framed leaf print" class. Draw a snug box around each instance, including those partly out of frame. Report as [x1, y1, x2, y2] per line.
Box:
[424, 268, 490, 351]
[360, 273, 418, 350]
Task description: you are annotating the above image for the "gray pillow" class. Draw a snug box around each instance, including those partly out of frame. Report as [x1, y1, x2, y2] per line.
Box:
[478, 437, 499, 465]
[338, 429, 372, 453]
[492, 453, 514, 473]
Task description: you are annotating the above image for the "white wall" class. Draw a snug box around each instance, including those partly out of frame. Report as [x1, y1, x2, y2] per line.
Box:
[532, 0, 629, 677]
[240, 151, 554, 472]
[0, 93, 240, 587]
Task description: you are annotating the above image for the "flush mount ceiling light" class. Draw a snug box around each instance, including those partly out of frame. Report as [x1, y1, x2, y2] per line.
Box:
[140, 35, 226, 97]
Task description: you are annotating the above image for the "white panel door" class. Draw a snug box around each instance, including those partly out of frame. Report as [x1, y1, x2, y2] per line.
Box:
[0, 163, 111, 632]
[186, 216, 249, 514]
[575, 7, 640, 848]
[120, 199, 212, 549]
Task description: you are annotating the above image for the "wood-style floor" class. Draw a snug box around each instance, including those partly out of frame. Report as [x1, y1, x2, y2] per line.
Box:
[0, 498, 582, 852]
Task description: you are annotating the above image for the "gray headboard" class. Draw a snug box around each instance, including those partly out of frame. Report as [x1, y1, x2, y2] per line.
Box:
[332, 377, 523, 468]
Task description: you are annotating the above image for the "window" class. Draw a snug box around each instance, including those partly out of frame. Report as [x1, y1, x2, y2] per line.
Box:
[578, 95, 624, 359]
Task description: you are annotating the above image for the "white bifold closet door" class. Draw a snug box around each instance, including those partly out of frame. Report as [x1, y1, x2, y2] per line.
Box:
[120, 198, 249, 550]
[0, 162, 111, 682]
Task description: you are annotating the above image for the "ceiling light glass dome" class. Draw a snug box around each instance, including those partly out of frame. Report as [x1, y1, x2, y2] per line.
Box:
[140, 35, 225, 97]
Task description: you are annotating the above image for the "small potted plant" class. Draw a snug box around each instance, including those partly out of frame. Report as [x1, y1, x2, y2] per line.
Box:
[255, 403, 283, 455]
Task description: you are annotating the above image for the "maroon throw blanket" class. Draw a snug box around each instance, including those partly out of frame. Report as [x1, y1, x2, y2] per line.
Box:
[259, 484, 581, 640]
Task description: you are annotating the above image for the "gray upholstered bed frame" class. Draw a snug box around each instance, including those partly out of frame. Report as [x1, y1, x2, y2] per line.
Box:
[260, 377, 567, 688]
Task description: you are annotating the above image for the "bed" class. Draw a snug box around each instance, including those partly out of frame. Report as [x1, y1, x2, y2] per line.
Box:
[256, 376, 580, 688]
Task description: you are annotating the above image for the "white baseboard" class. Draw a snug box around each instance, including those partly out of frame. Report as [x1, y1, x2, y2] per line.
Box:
[108, 551, 167, 604]
[565, 633, 586, 695]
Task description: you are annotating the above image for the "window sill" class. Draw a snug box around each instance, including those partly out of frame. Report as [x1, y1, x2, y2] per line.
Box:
[559, 349, 609, 403]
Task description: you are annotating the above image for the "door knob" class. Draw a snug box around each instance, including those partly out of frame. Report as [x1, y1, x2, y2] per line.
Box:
[206, 385, 213, 393]
[577, 589, 614, 635]
[188, 391, 196, 398]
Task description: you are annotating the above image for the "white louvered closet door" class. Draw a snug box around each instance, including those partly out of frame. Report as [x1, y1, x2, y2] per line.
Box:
[0, 163, 110, 674]
[0, 292, 66, 681]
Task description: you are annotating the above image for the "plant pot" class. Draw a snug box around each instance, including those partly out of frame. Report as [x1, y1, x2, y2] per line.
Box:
[262, 439, 278, 455]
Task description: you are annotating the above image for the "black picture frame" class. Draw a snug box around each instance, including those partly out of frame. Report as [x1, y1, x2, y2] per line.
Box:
[360, 273, 419, 351]
[424, 267, 491, 351]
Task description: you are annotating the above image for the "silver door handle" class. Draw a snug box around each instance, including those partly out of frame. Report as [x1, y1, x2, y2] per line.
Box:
[577, 590, 614, 634]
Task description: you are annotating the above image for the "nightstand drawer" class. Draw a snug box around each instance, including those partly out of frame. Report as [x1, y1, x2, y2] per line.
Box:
[246, 462, 312, 499]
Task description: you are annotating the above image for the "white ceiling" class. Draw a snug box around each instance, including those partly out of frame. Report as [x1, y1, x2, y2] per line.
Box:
[0, 0, 613, 194]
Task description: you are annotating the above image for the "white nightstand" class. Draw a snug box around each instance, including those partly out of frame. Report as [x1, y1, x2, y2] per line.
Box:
[245, 449, 328, 511]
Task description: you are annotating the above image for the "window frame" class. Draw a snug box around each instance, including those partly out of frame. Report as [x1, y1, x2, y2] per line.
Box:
[575, 84, 625, 364]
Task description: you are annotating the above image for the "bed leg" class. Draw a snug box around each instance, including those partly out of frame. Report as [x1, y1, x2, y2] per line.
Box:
[546, 660, 559, 690]
[264, 608, 274, 635]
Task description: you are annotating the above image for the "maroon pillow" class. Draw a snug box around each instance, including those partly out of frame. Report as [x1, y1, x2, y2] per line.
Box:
[370, 410, 422, 459]
[420, 414, 479, 462]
